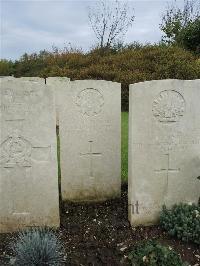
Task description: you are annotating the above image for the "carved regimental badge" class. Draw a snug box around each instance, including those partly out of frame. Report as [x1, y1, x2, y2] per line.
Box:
[0, 130, 32, 167]
[76, 88, 104, 116]
[152, 90, 185, 123]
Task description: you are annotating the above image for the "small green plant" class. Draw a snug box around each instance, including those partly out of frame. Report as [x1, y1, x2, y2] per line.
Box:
[11, 227, 64, 266]
[128, 240, 188, 266]
[160, 203, 200, 245]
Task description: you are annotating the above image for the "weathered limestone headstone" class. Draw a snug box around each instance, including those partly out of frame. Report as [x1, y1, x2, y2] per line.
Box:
[46, 77, 70, 125]
[0, 79, 59, 232]
[0, 77, 45, 83]
[18, 77, 45, 83]
[128, 79, 200, 226]
[0, 76, 15, 80]
[47, 77, 70, 83]
[60, 80, 121, 202]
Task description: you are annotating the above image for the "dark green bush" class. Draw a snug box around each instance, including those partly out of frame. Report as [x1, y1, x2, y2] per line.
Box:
[160, 203, 200, 245]
[0, 59, 14, 76]
[11, 227, 64, 266]
[177, 18, 200, 54]
[128, 240, 188, 266]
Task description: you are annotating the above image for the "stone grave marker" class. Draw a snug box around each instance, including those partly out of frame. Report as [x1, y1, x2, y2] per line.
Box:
[46, 77, 70, 125]
[0, 79, 59, 232]
[18, 77, 45, 83]
[128, 79, 200, 226]
[0, 76, 15, 81]
[59, 80, 121, 202]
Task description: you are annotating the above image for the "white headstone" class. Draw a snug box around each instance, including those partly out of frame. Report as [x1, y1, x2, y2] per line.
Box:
[128, 79, 200, 226]
[47, 77, 70, 83]
[60, 80, 121, 202]
[0, 79, 60, 232]
[17, 77, 45, 83]
[0, 77, 44, 83]
[46, 77, 70, 125]
[0, 76, 15, 80]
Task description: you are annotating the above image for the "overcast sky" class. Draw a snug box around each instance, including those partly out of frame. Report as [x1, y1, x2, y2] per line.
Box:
[1, 0, 185, 61]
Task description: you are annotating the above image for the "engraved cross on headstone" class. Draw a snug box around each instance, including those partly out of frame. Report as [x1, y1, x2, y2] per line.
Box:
[80, 141, 102, 178]
[155, 153, 180, 196]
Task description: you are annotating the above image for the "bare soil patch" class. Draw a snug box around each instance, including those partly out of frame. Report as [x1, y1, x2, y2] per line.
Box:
[0, 184, 199, 265]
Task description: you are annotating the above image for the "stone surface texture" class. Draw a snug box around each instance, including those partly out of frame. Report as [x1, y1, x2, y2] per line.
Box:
[0, 79, 59, 232]
[46, 77, 70, 125]
[0, 76, 15, 81]
[18, 77, 45, 83]
[129, 79, 200, 226]
[60, 80, 121, 202]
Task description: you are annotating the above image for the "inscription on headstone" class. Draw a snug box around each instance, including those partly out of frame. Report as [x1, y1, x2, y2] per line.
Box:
[59, 80, 121, 202]
[129, 80, 200, 226]
[0, 79, 59, 232]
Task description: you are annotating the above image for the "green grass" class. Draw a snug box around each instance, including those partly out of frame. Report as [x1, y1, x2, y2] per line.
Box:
[121, 112, 128, 183]
[57, 128, 61, 195]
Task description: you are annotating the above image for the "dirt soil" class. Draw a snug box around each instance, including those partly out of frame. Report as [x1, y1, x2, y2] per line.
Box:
[0, 184, 199, 265]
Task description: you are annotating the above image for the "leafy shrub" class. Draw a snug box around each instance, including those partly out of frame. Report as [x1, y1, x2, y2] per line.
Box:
[11, 227, 64, 266]
[160, 203, 200, 245]
[0, 59, 14, 76]
[178, 18, 200, 54]
[128, 240, 188, 266]
[0, 44, 199, 111]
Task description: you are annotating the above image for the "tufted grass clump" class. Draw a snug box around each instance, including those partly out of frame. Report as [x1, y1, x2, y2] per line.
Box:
[128, 240, 188, 266]
[11, 227, 64, 266]
[160, 203, 200, 245]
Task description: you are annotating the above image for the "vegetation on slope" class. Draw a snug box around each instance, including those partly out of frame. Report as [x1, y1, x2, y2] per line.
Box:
[1, 44, 199, 110]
